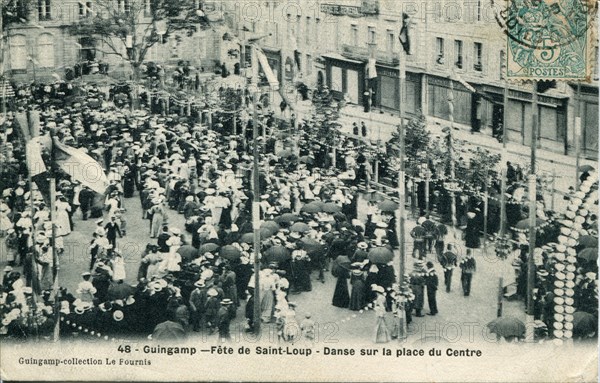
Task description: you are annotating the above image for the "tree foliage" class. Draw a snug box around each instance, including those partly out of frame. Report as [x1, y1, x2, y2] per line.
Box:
[387, 112, 430, 176]
[2, 0, 34, 26]
[67, 0, 209, 69]
[309, 84, 341, 147]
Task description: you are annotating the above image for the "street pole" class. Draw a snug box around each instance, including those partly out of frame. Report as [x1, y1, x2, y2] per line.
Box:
[483, 169, 489, 252]
[396, 41, 407, 341]
[448, 77, 457, 233]
[525, 80, 538, 342]
[499, 81, 509, 236]
[250, 45, 261, 336]
[425, 166, 430, 217]
[574, 83, 582, 187]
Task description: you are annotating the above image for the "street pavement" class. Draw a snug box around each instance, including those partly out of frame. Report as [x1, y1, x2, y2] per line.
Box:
[1, 188, 524, 347]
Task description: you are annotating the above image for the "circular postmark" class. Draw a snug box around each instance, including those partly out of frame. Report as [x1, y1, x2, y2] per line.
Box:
[490, 0, 597, 49]
[491, 0, 597, 74]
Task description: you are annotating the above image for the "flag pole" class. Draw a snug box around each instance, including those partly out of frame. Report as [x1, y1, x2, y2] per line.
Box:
[396, 16, 408, 341]
[525, 80, 538, 342]
[49, 132, 60, 341]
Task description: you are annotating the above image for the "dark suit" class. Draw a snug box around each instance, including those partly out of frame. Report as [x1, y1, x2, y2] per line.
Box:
[425, 272, 439, 315]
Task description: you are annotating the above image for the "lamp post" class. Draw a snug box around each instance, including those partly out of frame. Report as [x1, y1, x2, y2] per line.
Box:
[395, 32, 407, 341]
[525, 80, 538, 342]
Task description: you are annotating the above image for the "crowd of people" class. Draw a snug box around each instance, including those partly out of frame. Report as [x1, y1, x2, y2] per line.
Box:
[0, 77, 597, 344]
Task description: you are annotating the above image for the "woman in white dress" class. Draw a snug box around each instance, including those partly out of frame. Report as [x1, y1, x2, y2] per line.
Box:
[55, 196, 72, 236]
[111, 252, 127, 281]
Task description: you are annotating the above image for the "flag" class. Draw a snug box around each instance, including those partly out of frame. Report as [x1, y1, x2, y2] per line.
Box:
[399, 13, 411, 55]
[15, 112, 30, 140]
[26, 137, 47, 177]
[255, 48, 279, 90]
[53, 137, 108, 194]
[367, 57, 377, 79]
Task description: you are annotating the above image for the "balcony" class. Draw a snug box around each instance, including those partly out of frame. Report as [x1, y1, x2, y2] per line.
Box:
[341, 44, 399, 66]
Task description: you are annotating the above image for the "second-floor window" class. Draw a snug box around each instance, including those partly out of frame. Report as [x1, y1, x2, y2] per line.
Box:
[117, 0, 130, 15]
[436, 37, 444, 64]
[351, 24, 358, 46]
[474, 42, 483, 71]
[386, 30, 394, 52]
[79, 1, 93, 18]
[305, 17, 311, 45]
[38, 0, 51, 20]
[454, 40, 463, 69]
[367, 27, 376, 45]
[306, 54, 312, 75]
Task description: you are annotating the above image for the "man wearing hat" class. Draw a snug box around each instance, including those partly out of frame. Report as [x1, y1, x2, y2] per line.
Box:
[189, 280, 207, 332]
[217, 298, 235, 341]
[439, 244, 458, 293]
[459, 249, 477, 297]
[424, 262, 439, 316]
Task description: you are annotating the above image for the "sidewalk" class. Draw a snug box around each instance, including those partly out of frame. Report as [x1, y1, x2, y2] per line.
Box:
[335, 104, 595, 199]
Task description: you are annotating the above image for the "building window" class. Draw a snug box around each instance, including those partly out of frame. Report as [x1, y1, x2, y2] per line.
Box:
[38, 0, 51, 20]
[436, 37, 444, 64]
[368, 26, 376, 45]
[305, 17, 311, 45]
[306, 54, 312, 75]
[296, 15, 301, 45]
[79, 1, 93, 18]
[79, 37, 96, 62]
[10, 35, 28, 71]
[454, 40, 463, 69]
[477, 0, 482, 21]
[37, 34, 54, 68]
[351, 24, 358, 46]
[386, 30, 394, 52]
[118, 0, 130, 14]
[474, 42, 483, 71]
[144, 0, 152, 16]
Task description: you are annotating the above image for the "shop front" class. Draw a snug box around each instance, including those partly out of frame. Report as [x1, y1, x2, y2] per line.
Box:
[323, 53, 365, 105]
[262, 48, 282, 84]
[576, 84, 599, 159]
[497, 87, 567, 154]
[377, 66, 422, 117]
[427, 76, 473, 126]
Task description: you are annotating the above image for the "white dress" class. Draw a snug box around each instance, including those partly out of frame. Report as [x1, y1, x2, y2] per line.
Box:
[111, 256, 127, 281]
[55, 200, 72, 236]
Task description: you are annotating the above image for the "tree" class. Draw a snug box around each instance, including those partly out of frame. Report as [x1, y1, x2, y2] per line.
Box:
[387, 112, 430, 176]
[462, 147, 501, 191]
[309, 84, 341, 148]
[67, 0, 209, 107]
[2, 0, 34, 26]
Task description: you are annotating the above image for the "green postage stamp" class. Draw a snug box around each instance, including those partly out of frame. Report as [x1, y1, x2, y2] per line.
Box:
[506, 0, 597, 81]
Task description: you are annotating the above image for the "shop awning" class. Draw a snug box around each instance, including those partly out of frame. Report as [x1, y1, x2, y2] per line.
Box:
[322, 52, 364, 65]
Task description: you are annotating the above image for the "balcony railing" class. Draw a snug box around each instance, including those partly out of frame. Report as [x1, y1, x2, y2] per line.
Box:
[341, 44, 399, 66]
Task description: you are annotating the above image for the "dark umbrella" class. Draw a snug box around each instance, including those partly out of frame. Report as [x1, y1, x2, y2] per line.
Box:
[301, 237, 326, 255]
[572, 311, 597, 338]
[323, 202, 342, 213]
[219, 245, 242, 260]
[512, 218, 545, 231]
[486, 317, 526, 338]
[378, 200, 399, 212]
[301, 202, 322, 213]
[577, 247, 598, 262]
[275, 213, 301, 224]
[261, 220, 280, 233]
[332, 255, 351, 276]
[240, 232, 255, 244]
[264, 245, 291, 263]
[368, 247, 394, 264]
[260, 226, 276, 238]
[199, 243, 220, 254]
[290, 222, 310, 233]
[177, 245, 199, 262]
[580, 165, 595, 172]
[579, 235, 598, 249]
[152, 320, 186, 340]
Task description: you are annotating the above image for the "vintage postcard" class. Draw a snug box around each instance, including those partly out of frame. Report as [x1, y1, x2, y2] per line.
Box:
[0, 0, 598, 381]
